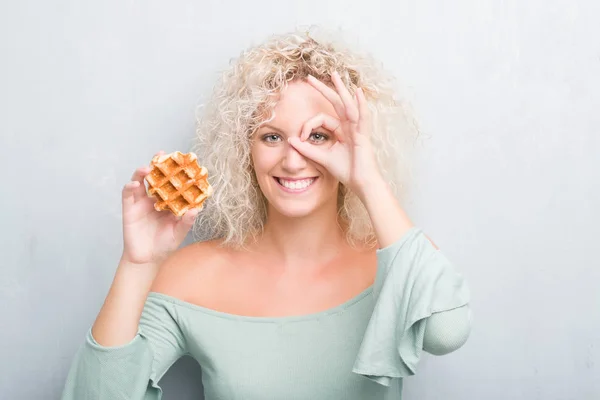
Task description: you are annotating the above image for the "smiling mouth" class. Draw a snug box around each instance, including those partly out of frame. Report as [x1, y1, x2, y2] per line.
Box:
[274, 177, 318, 191]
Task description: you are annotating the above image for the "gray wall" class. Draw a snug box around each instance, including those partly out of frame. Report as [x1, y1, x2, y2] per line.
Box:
[1, 0, 598, 399]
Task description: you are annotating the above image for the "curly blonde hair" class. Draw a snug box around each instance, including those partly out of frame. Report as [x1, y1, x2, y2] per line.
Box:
[192, 27, 420, 249]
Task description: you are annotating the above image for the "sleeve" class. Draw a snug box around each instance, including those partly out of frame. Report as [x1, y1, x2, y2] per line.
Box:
[423, 303, 472, 356]
[352, 226, 471, 386]
[61, 296, 187, 400]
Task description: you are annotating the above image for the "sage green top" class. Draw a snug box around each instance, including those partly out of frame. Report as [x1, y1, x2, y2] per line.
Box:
[61, 227, 471, 399]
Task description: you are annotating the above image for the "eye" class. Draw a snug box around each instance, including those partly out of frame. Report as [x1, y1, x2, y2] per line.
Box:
[309, 132, 329, 143]
[261, 133, 282, 143]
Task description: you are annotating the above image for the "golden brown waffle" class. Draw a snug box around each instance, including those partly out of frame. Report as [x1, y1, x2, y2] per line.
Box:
[145, 151, 213, 217]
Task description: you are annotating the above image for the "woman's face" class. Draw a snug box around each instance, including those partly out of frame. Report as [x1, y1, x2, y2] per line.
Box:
[251, 80, 340, 219]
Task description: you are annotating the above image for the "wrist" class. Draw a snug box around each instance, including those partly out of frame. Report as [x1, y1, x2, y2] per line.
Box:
[118, 256, 161, 275]
[112, 258, 160, 299]
[356, 176, 415, 248]
[355, 175, 389, 206]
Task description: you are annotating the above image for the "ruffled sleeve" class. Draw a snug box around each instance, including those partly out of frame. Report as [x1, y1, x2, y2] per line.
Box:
[61, 295, 186, 400]
[352, 226, 471, 386]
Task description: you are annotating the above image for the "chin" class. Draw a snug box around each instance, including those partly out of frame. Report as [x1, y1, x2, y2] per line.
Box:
[268, 200, 324, 219]
[265, 191, 338, 219]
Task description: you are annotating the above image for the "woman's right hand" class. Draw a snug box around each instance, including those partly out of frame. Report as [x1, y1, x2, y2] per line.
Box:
[120, 151, 199, 267]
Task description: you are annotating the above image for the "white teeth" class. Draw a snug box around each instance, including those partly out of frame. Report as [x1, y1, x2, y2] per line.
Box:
[278, 178, 314, 190]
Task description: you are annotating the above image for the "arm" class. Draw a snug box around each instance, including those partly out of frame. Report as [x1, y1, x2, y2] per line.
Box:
[92, 259, 160, 347]
[423, 304, 472, 356]
[283, 71, 470, 384]
[360, 177, 471, 350]
[353, 224, 471, 386]
[61, 289, 186, 400]
[61, 158, 198, 399]
[356, 177, 421, 249]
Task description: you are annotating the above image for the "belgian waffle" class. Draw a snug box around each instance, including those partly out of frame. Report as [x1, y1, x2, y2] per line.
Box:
[145, 151, 213, 217]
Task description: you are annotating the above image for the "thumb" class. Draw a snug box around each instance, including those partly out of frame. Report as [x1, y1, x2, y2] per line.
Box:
[288, 137, 329, 166]
[173, 209, 198, 242]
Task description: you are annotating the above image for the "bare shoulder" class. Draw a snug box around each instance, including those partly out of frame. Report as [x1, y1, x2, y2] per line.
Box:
[352, 244, 378, 283]
[150, 238, 232, 300]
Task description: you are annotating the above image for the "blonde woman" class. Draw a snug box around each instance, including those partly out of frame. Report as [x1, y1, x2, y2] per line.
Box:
[62, 30, 471, 400]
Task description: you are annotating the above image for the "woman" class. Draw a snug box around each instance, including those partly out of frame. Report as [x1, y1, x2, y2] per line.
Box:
[62, 30, 471, 400]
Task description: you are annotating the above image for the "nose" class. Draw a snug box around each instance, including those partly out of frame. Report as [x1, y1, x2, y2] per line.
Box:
[280, 140, 307, 172]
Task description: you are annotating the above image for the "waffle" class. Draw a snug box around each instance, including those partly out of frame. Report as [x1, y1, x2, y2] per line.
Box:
[145, 151, 213, 217]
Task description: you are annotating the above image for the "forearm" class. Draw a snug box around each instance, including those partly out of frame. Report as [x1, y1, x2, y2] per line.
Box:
[358, 179, 414, 248]
[359, 178, 440, 249]
[91, 259, 159, 347]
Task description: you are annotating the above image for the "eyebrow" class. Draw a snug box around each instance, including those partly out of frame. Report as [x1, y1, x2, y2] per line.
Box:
[260, 123, 284, 133]
[259, 123, 334, 135]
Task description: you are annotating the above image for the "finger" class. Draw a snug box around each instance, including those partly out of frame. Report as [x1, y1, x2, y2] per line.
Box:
[173, 209, 199, 242]
[130, 166, 152, 202]
[300, 113, 344, 142]
[122, 181, 139, 208]
[148, 150, 166, 167]
[152, 150, 165, 159]
[145, 208, 177, 228]
[122, 186, 157, 223]
[130, 166, 151, 182]
[122, 197, 156, 226]
[156, 207, 177, 222]
[306, 74, 346, 119]
[330, 71, 359, 122]
[355, 88, 371, 136]
[288, 137, 329, 166]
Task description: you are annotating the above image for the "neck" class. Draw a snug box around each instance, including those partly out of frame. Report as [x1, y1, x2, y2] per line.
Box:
[256, 203, 348, 272]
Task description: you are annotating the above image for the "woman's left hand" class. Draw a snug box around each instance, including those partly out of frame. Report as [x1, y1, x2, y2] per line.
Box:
[288, 71, 384, 200]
